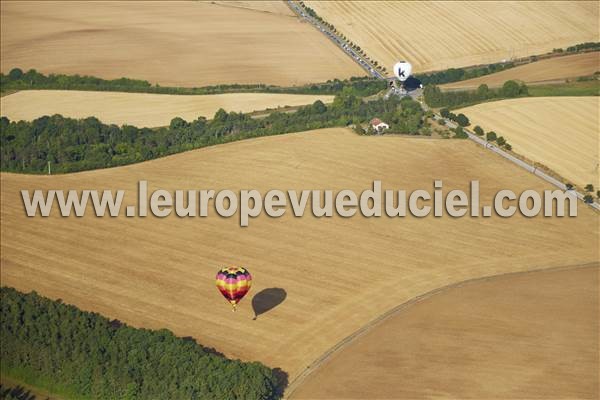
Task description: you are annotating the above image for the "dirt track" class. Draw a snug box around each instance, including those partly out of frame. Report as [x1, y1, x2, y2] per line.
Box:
[291, 264, 599, 399]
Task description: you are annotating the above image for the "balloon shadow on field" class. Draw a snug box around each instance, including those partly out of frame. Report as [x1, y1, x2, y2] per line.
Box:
[252, 288, 287, 320]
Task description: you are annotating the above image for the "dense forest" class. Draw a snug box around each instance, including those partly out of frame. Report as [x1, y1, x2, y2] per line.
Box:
[424, 80, 529, 108]
[0, 68, 386, 97]
[0, 287, 283, 400]
[1, 90, 428, 173]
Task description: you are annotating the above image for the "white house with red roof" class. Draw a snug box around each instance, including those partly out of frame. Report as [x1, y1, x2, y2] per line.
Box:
[370, 118, 389, 134]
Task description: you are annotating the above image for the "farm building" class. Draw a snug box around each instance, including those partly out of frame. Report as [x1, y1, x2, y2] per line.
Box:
[370, 118, 389, 133]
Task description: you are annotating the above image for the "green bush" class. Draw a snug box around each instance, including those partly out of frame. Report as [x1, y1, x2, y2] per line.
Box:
[486, 131, 497, 142]
[455, 113, 470, 127]
[453, 126, 468, 139]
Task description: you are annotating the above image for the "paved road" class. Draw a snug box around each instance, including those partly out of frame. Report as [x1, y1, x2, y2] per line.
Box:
[287, 1, 384, 80]
[287, 0, 598, 211]
[440, 117, 600, 211]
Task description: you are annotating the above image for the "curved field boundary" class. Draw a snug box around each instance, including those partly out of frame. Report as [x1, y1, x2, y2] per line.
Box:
[0, 90, 335, 127]
[285, 262, 599, 398]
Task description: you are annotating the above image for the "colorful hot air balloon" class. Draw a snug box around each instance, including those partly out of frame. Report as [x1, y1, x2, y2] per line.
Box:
[216, 266, 252, 311]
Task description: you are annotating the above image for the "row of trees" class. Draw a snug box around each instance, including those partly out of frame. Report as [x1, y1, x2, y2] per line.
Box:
[1, 89, 414, 173]
[0, 68, 386, 97]
[424, 80, 529, 108]
[297, 3, 387, 75]
[554, 42, 600, 53]
[0, 287, 283, 400]
[418, 42, 599, 86]
[470, 125, 513, 150]
[440, 109, 470, 127]
[418, 43, 599, 86]
[415, 62, 515, 86]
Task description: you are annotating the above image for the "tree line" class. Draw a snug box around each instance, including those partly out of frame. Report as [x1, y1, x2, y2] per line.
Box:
[0, 287, 283, 400]
[0, 68, 386, 97]
[423, 80, 529, 108]
[554, 42, 600, 53]
[416, 42, 599, 86]
[1, 89, 425, 173]
[415, 62, 515, 86]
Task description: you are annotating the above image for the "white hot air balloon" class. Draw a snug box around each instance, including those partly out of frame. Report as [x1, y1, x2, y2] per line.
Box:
[393, 61, 412, 82]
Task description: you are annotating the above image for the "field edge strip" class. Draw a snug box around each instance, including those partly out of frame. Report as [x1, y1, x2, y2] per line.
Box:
[284, 261, 600, 398]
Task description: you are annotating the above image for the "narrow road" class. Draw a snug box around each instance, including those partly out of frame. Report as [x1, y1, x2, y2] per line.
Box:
[440, 117, 600, 211]
[288, 0, 598, 211]
[287, 1, 385, 80]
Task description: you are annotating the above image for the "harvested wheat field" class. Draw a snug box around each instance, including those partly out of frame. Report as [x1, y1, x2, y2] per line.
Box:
[305, 1, 599, 73]
[0, 90, 334, 127]
[1, 128, 598, 384]
[458, 97, 599, 188]
[292, 265, 599, 399]
[0, 1, 364, 87]
[442, 52, 600, 90]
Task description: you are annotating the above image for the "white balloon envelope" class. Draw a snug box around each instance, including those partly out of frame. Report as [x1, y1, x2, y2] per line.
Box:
[393, 61, 412, 82]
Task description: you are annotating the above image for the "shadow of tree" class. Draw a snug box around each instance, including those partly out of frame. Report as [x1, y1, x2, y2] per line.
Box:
[252, 288, 287, 320]
[181, 336, 226, 358]
[0, 384, 39, 400]
[272, 368, 289, 399]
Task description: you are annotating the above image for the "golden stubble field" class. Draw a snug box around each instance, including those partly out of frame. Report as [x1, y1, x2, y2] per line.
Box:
[0, 90, 335, 127]
[457, 97, 600, 188]
[441, 52, 600, 90]
[1, 128, 598, 383]
[0, 1, 364, 87]
[305, 1, 599, 73]
[292, 265, 599, 399]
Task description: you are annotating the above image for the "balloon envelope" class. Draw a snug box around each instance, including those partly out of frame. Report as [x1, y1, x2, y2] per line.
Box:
[216, 266, 252, 310]
[393, 61, 412, 82]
